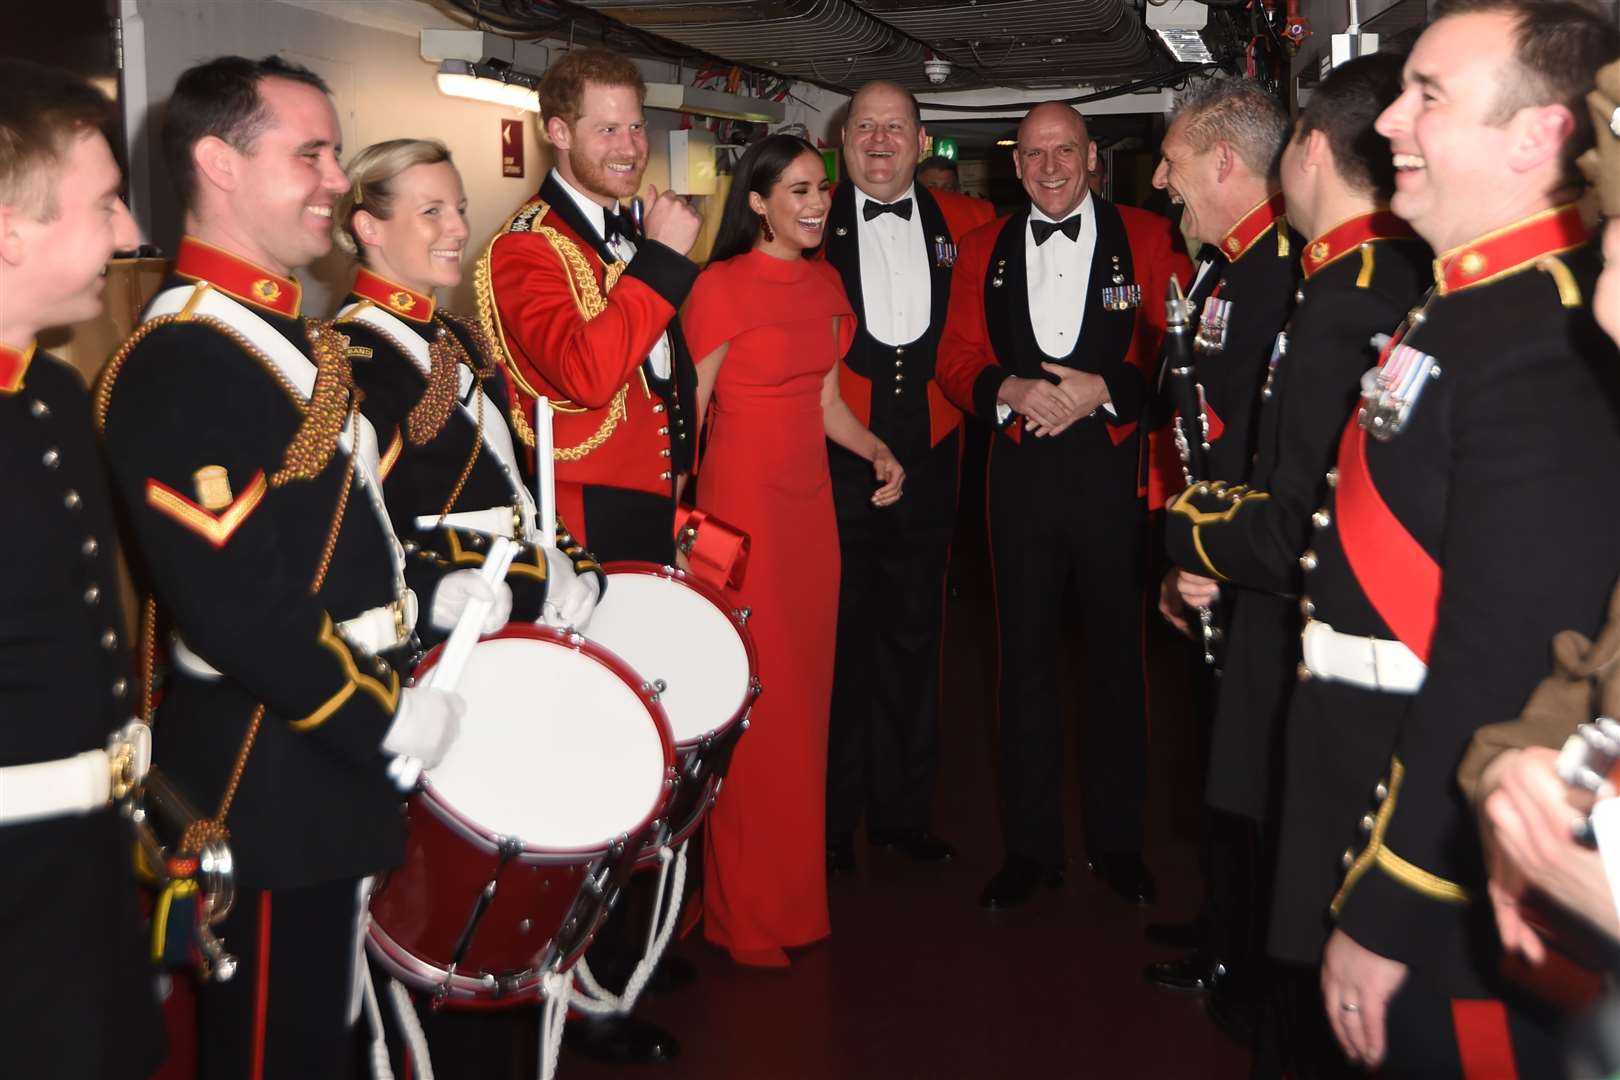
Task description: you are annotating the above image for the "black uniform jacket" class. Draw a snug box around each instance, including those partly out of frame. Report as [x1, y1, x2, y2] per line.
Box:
[1, 343, 165, 1079]
[1166, 214, 1432, 822]
[336, 270, 603, 641]
[98, 241, 416, 889]
[1146, 194, 1301, 503]
[1310, 210, 1620, 992]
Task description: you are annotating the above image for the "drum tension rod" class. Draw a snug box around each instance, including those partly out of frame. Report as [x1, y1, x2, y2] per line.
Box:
[446, 841, 521, 976]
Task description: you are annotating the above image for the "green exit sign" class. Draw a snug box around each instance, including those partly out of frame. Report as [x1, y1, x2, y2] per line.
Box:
[933, 137, 959, 161]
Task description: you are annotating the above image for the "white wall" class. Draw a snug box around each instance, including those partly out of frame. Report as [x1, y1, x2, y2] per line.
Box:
[124, 0, 716, 315]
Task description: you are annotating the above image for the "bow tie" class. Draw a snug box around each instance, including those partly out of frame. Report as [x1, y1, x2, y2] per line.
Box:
[1031, 214, 1084, 246]
[602, 209, 634, 245]
[863, 197, 913, 222]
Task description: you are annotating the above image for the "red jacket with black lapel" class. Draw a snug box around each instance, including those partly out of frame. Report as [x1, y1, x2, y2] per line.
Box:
[936, 198, 1190, 450]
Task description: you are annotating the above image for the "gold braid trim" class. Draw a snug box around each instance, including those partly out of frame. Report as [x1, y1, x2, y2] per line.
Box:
[271, 321, 355, 487]
[407, 329, 461, 446]
[433, 315, 497, 519]
[472, 199, 631, 458]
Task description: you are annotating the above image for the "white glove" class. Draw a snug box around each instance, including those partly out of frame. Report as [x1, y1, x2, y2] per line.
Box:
[540, 546, 601, 630]
[429, 567, 513, 635]
[381, 686, 466, 770]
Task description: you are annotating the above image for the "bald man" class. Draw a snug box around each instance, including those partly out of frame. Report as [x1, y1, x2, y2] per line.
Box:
[938, 103, 1191, 910]
[822, 81, 994, 875]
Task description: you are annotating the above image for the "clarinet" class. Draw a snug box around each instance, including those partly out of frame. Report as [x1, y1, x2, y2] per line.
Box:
[1163, 277, 1222, 667]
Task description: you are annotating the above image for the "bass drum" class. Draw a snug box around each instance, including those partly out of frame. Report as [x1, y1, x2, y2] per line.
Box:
[585, 561, 759, 866]
[367, 625, 675, 1004]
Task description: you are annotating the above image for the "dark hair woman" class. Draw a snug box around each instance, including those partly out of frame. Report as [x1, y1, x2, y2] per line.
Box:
[682, 132, 902, 967]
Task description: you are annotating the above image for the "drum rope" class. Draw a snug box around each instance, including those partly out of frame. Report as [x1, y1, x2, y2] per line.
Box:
[359, 961, 394, 1080]
[568, 840, 689, 1014]
[539, 971, 571, 1080]
[386, 976, 436, 1080]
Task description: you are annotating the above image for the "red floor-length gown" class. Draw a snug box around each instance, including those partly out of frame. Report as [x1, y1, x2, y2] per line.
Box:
[683, 246, 855, 966]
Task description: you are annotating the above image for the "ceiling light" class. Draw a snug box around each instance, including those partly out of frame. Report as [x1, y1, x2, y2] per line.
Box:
[436, 59, 539, 113]
[995, 138, 1017, 147]
[1154, 28, 1214, 63]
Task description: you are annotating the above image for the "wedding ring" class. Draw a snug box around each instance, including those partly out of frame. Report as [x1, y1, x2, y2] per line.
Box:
[1341, 1002, 1361, 1013]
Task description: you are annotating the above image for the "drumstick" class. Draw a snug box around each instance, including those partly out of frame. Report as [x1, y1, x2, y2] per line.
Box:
[535, 396, 557, 551]
[388, 536, 519, 791]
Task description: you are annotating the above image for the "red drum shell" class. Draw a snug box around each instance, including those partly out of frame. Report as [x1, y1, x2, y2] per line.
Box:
[367, 624, 676, 1003]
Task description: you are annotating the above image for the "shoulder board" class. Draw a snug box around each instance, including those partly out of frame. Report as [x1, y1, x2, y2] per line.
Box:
[506, 199, 550, 236]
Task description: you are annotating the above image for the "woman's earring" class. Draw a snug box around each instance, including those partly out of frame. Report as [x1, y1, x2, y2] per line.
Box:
[757, 212, 775, 242]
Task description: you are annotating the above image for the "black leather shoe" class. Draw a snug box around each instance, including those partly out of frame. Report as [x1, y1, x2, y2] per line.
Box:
[563, 1015, 679, 1065]
[1145, 949, 1230, 994]
[826, 834, 856, 876]
[867, 827, 958, 864]
[978, 856, 1064, 911]
[1144, 918, 1209, 949]
[643, 951, 696, 995]
[1088, 849, 1157, 906]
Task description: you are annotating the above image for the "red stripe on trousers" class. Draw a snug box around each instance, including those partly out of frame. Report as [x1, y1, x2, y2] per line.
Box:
[1451, 998, 1518, 1079]
[251, 892, 273, 1080]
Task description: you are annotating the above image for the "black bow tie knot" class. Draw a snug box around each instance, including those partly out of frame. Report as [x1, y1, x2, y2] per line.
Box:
[602, 210, 634, 244]
[862, 197, 914, 222]
[1031, 214, 1084, 246]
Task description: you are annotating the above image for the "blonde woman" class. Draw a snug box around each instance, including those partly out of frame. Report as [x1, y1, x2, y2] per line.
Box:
[331, 139, 602, 639]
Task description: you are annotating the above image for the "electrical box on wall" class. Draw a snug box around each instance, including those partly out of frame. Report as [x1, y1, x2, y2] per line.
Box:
[669, 130, 718, 196]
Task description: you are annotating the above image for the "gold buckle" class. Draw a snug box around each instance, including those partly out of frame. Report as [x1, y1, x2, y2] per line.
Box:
[390, 599, 407, 644]
[107, 740, 137, 801]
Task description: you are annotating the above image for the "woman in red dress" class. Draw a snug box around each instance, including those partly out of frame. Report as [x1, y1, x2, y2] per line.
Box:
[684, 134, 904, 967]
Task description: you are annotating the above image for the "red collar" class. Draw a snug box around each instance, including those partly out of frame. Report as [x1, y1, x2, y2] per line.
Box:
[1302, 211, 1418, 280]
[1434, 205, 1589, 295]
[174, 237, 302, 317]
[351, 267, 435, 322]
[1220, 193, 1287, 261]
[0, 340, 35, 395]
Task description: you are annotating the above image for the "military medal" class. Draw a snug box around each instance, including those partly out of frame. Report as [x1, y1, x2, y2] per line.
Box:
[1194, 295, 1231, 354]
[933, 235, 957, 268]
[1101, 283, 1141, 311]
[1359, 336, 1439, 441]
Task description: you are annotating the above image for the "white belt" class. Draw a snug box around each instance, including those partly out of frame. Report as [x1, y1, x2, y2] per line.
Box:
[0, 720, 152, 827]
[173, 591, 420, 679]
[414, 505, 527, 541]
[1301, 619, 1427, 694]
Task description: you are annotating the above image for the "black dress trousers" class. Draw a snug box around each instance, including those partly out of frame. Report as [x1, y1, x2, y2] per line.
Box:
[987, 419, 1147, 866]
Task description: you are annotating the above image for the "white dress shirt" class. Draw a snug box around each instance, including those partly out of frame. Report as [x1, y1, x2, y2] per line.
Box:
[1005, 194, 1115, 421]
[1025, 193, 1096, 357]
[854, 184, 930, 346]
[550, 169, 672, 380]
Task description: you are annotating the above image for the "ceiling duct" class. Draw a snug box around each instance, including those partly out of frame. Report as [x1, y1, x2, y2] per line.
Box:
[567, 0, 1169, 92]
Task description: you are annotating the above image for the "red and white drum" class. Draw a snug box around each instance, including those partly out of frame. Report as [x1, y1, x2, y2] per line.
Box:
[367, 625, 675, 1004]
[585, 561, 760, 866]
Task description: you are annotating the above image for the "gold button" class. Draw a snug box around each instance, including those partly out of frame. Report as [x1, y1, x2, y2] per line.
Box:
[653, 403, 665, 413]
[1297, 661, 1312, 681]
[1312, 509, 1331, 529]
[1299, 596, 1314, 618]
[658, 426, 670, 436]
[1299, 550, 1318, 572]
[1341, 848, 1355, 870]
[1325, 467, 1339, 488]
[660, 470, 672, 481]
[1374, 782, 1388, 802]
[1359, 813, 1375, 833]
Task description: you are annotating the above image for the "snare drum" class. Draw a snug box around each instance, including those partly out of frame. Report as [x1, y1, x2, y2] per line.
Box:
[585, 562, 760, 866]
[367, 625, 675, 1003]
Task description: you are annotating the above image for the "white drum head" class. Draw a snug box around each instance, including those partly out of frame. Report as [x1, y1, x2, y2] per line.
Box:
[587, 572, 751, 746]
[424, 635, 666, 851]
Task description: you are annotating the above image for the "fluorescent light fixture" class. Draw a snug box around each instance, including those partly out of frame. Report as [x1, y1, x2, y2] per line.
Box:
[1154, 27, 1214, 63]
[436, 59, 539, 113]
[643, 82, 785, 124]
